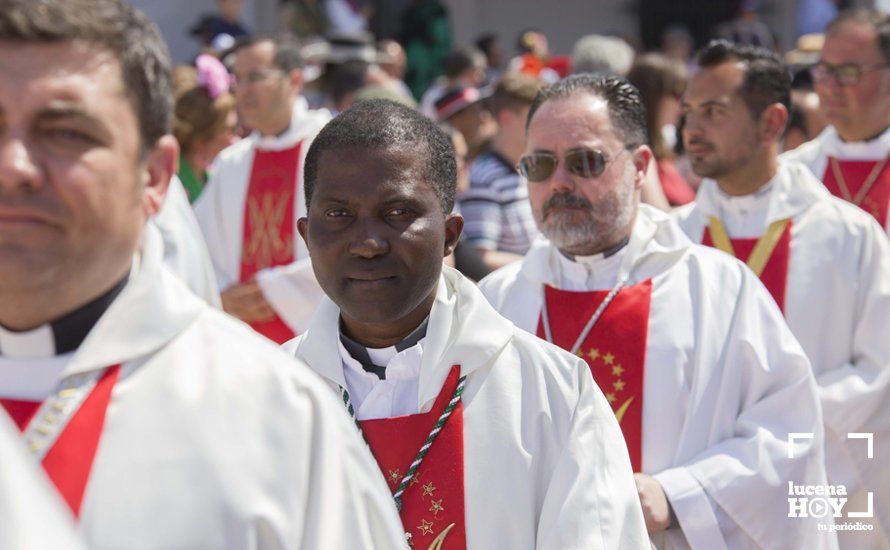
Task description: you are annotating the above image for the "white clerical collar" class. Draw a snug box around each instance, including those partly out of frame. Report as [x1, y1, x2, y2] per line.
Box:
[553, 238, 628, 291]
[0, 324, 56, 359]
[713, 180, 775, 215]
[0, 275, 129, 359]
[339, 316, 429, 380]
[823, 125, 890, 159]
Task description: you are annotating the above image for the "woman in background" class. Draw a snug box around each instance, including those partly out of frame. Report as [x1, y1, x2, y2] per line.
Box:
[628, 53, 697, 206]
[173, 55, 239, 202]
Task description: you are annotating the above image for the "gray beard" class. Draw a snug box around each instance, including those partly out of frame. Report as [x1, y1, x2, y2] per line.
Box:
[538, 185, 635, 255]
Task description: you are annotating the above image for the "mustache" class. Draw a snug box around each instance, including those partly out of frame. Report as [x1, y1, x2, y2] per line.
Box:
[543, 193, 593, 217]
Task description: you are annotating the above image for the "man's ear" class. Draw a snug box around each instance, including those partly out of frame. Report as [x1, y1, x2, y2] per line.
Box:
[288, 68, 304, 96]
[631, 144, 654, 191]
[142, 134, 178, 217]
[759, 103, 789, 143]
[443, 213, 464, 257]
[297, 216, 309, 246]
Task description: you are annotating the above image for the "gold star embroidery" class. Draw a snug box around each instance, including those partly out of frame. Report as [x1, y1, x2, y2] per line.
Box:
[612, 364, 624, 377]
[606, 392, 617, 404]
[418, 519, 434, 536]
[388, 469, 401, 484]
[429, 499, 444, 516]
[613, 379, 625, 392]
[422, 482, 436, 497]
[588, 348, 600, 361]
[409, 475, 420, 487]
[603, 352, 615, 365]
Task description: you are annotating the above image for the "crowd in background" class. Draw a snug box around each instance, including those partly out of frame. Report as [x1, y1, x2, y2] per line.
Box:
[173, 0, 848, 281]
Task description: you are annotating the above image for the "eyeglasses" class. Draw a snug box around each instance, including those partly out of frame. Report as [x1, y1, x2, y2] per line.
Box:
[810, 61, 889, 87]
[518, 148, 624, 182]
[231, 68, 285, 87]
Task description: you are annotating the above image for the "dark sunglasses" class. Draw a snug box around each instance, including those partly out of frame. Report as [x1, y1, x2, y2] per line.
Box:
[518, 148, 622, 182]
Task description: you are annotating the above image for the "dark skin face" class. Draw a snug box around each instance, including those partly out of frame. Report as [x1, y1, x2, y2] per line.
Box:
[298, 146, 463, 348]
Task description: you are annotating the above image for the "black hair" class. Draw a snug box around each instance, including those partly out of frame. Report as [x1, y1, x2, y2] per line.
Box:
[696, 40, 792, 120]
[527, 74, 648, 150]
[304, 99, 456, 213]
[475, 33, 498, 57]
[0, 0, 172, 154]
[230, 35, 304, 71]
[443, 45, 483, 79]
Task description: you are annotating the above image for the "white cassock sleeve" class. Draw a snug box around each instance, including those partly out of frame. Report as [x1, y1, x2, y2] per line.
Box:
[653, 268, 829, 548]
[193, 167, 238, 292]
[0, 412, 85, 550]
[285, 374, 407, 549]
[151, 177, 221, 307]
[817, 218, 890, 440]
[255, 258, 326, 334]
[537, 354, 650, 549]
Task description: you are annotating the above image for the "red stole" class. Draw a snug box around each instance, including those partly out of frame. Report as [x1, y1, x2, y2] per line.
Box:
[359, 366, 466, 549]
[0, 365, 120, 517]
[822, 157, 890, 227]
[536, 282, 652, 472]
[239, 144, 302, 343]
[702, 221, 792, 312]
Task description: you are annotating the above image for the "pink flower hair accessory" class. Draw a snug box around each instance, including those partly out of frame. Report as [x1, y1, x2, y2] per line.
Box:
[196, 54, 232, 99]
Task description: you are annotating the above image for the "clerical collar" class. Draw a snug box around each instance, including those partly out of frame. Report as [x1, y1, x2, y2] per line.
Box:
[715, 180, 774, 201]
[559, 235, 630, 263]
[0, 275, 129, 359]
[841, 125, 890, 145]
[339, 317, 430, 380]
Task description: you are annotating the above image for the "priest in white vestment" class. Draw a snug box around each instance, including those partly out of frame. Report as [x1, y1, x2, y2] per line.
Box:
[152, 175, 221, 307]
[479, 74, 834, 549]
[782, 9, 890, 236]
[194, 37, 331, 343]
[285, 99, 650, 549]
[675, 40, 890, 548]
[0, 4, 405, 548]
[0, 410, 85, 550]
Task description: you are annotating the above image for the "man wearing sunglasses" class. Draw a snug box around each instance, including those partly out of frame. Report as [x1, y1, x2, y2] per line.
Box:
[676, 40, 890, 548]
[480, 74, 830, 548]
[195, 36, 331, 343]
[784, 9, 890, 235]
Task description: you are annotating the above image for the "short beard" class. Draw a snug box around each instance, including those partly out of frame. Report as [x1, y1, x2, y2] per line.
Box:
[537, 184, 635, 256]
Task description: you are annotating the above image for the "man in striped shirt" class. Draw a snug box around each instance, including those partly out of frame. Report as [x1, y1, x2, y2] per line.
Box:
[457, 72, 542, 273]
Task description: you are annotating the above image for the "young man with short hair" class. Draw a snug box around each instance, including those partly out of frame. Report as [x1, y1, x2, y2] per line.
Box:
[676, 40, 890, 548]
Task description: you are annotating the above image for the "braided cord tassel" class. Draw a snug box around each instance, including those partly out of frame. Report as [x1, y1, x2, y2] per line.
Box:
[340, 386, 362, 432]
[339, 376, 468, 513]
[392, 376, 466, 512]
